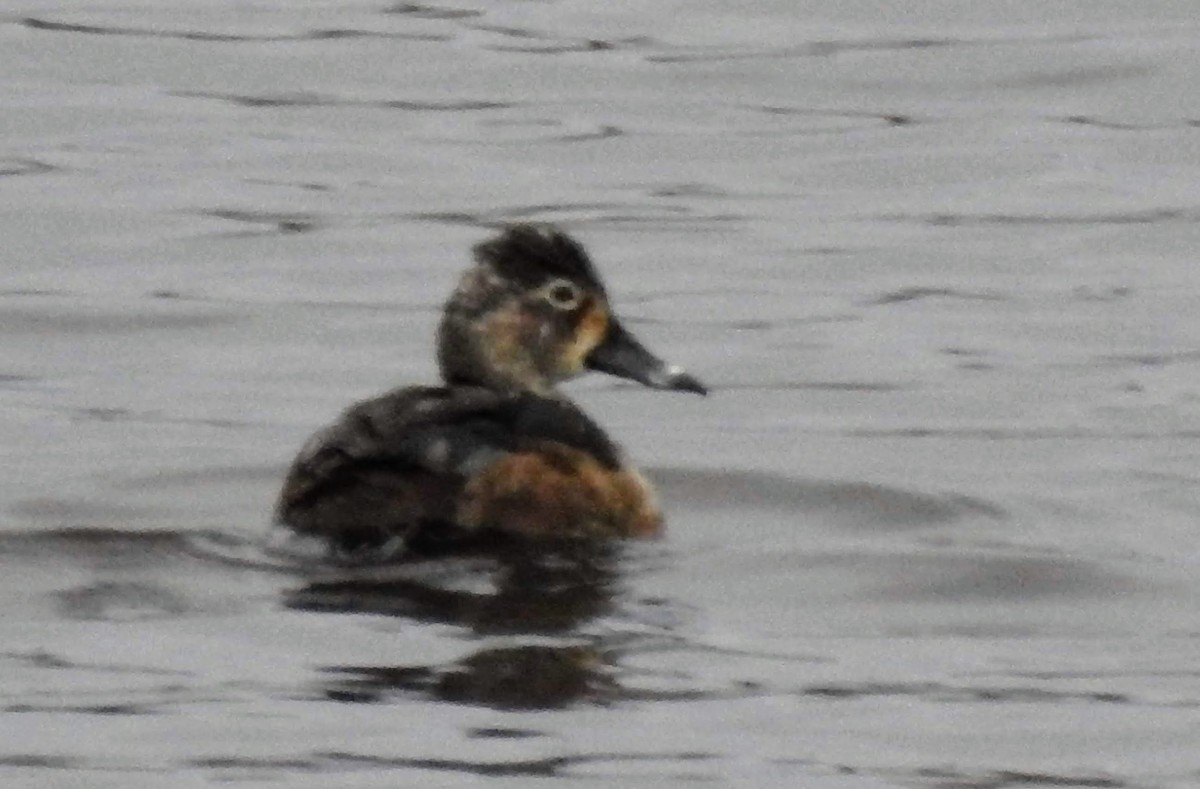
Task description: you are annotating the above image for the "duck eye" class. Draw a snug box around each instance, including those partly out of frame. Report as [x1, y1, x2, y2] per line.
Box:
[542, 279, 582, 310]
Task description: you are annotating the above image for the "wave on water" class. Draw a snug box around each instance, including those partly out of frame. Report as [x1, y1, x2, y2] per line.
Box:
[650, 466, 1007, 529]
[0, 158, 58, 178]
[15, 15, 448, 42]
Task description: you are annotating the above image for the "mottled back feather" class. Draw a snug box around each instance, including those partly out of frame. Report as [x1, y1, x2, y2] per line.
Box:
[275, 385, 621, 547]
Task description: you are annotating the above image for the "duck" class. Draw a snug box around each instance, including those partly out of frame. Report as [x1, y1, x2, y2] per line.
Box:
[274, 223, 706, 556]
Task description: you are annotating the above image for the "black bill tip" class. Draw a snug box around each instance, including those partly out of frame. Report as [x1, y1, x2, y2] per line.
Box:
[586, 321, 707, 396]
[647, 364, 708, 396]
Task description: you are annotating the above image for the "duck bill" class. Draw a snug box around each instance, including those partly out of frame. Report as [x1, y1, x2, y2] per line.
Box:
[586, 321, 707, 395]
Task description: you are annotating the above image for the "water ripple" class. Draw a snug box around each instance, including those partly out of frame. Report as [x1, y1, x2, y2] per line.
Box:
[715, 380, 904, 393]
[0, 303, 238, 334]
[472, 23, 628, 54]
[798, 680, 1130, 705]
[173, 90, 511, 111]
[0, 373, 38, 389]
[649, 468, 1007, 527]
[199, 208, 321, 235]
[871, 553, 1146, 602]
[845, 426, 1200, 440]
[410, 202, 744, 230]
[1, 649, 190, 677]
[54, 580, 192, 621]
[383, 2, 482, 20]
[0, 158, 58, 177]
[192, 749, 716, 779]
[885, 208, 1200, 226]
[870, 286, 1010, 305]
[1056, 114, 1200, 131]
[644, 37, 957, 63]
[17, 15, 447, 42]
[881, 766, 1130, 789]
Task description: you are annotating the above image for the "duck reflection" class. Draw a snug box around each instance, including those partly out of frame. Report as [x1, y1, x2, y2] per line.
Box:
[320, 643, 617, 710]
[285, 536, 625, 709]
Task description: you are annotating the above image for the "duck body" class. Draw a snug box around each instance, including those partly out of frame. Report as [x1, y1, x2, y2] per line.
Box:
[274, 225, 704, 555]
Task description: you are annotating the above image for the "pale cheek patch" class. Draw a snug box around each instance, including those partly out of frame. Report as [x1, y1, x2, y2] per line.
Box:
[478, 303, 524, 364]
[478, 302, 544, 389]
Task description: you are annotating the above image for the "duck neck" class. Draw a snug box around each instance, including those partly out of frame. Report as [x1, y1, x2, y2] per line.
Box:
[437, 308, 569, 399]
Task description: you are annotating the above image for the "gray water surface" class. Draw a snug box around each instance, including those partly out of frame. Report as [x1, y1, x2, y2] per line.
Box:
[3, 2, 1200, 787]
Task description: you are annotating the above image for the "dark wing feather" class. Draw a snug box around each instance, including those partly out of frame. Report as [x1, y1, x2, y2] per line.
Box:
[507, 394, 620, 469]
[275, 386, 515, 546]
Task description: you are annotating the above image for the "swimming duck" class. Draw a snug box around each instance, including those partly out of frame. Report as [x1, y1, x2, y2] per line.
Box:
[274, 224, 705, 554]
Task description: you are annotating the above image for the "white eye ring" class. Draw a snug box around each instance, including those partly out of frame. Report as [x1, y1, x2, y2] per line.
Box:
[541, 278, 582, 311]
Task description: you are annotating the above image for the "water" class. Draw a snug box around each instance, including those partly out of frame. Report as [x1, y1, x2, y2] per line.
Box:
[3, 2, 1200, 786]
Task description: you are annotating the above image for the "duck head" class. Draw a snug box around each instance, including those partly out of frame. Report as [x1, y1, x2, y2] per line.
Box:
[437, 224, 706, 398]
